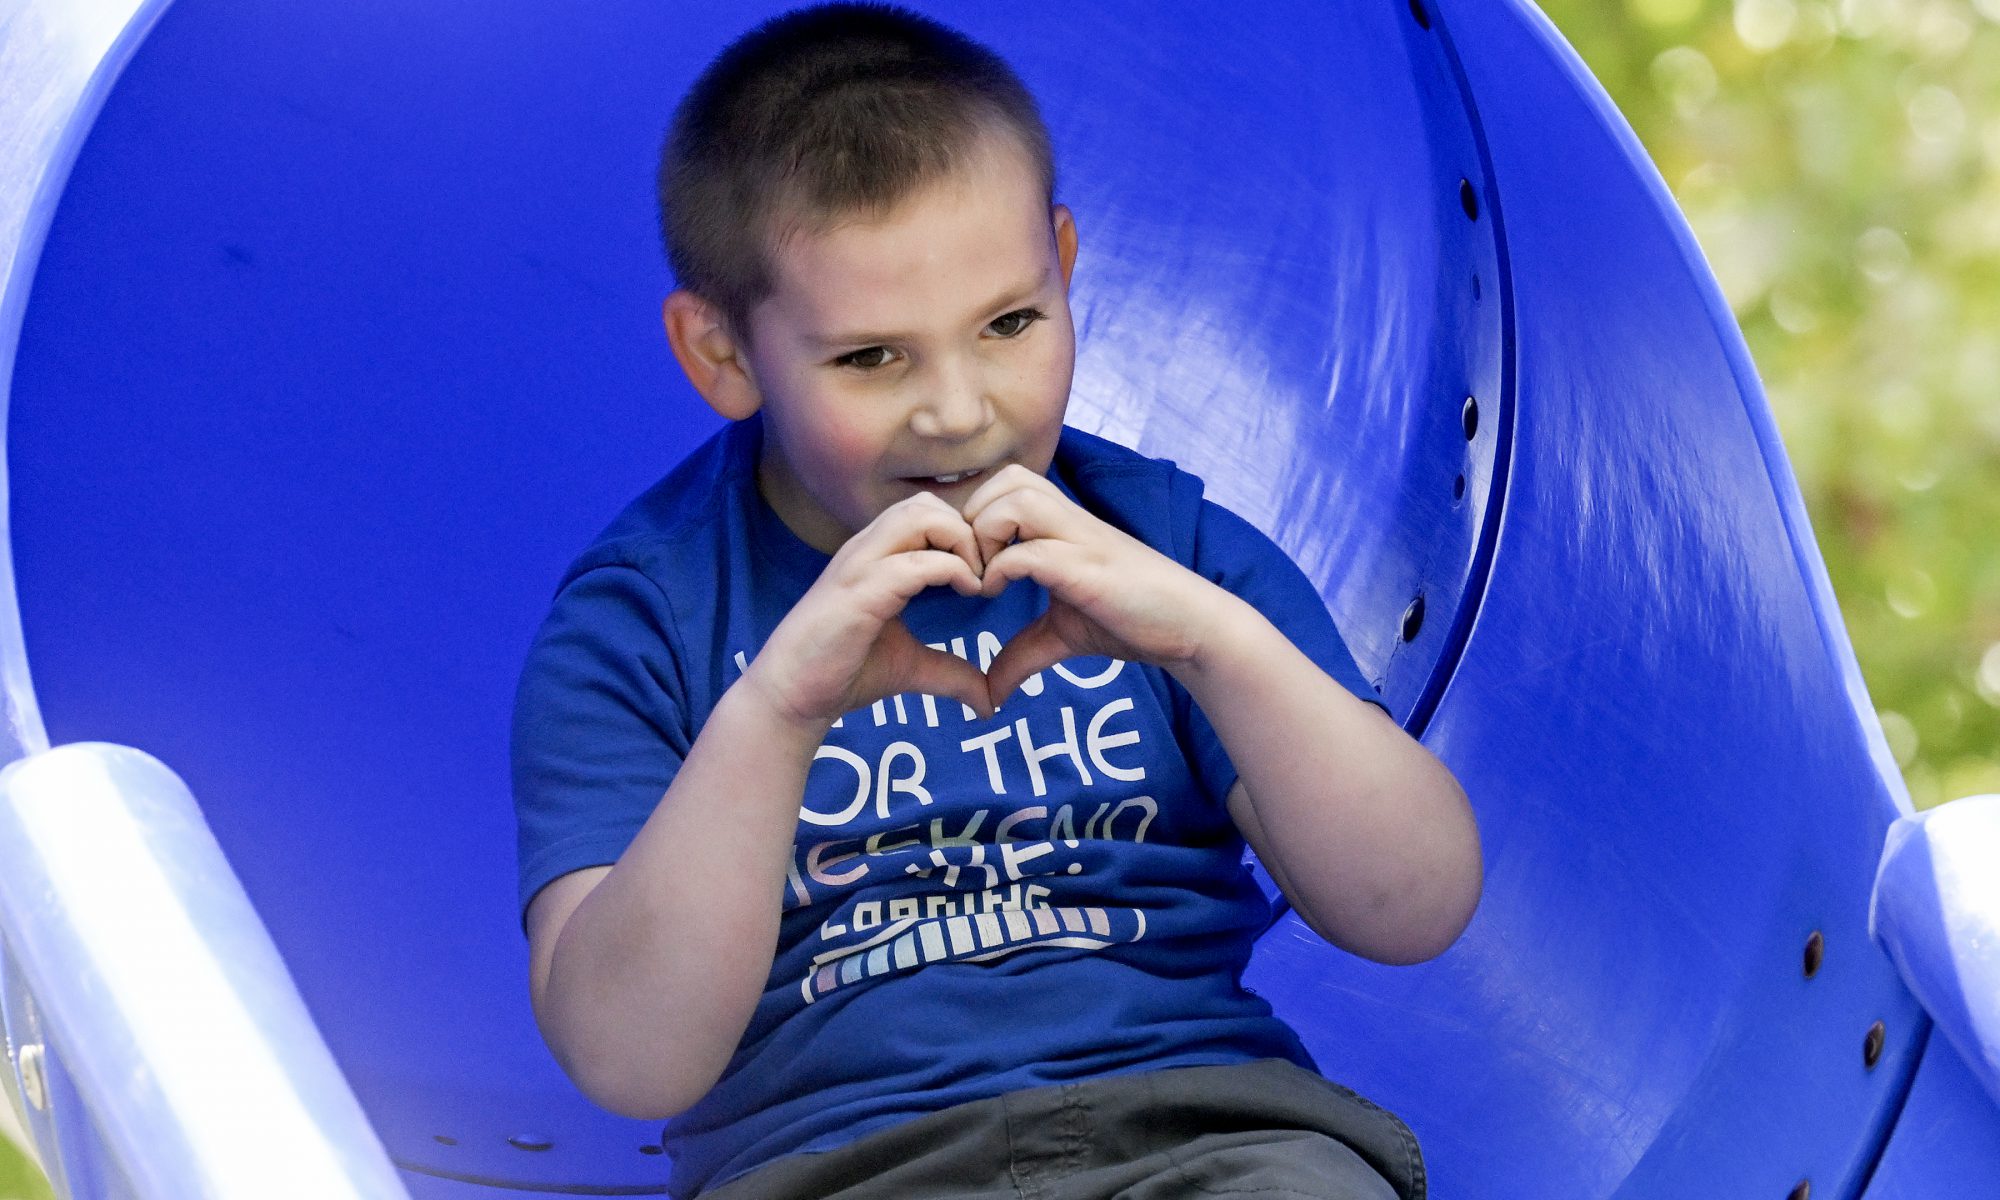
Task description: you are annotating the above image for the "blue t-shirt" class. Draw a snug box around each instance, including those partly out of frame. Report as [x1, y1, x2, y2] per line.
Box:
[512, 414, 1386, 1197]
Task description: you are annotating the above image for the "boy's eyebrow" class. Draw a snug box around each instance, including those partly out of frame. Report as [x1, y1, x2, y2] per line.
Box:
[808, 274, 1049, 348]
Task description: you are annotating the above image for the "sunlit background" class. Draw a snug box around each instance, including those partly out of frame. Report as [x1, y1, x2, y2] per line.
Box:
[0, 0, 1994, 1191]
[1538, 0, 2000, 811]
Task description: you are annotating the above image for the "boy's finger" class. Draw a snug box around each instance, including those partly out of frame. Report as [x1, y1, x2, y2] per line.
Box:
[879, 549, 983, 604]
[961, 471, 1061, 562]
[957, 462, 1051, 518]
[984, 611, 1073, 708]
[972, 512, 1022, 578]
[861, 493, 983, 579]
[966, 487, 1077, 570]
[976, 539, 1067, 598]
[900, 642, 998, 721]
[916, 494, 985, 578]
[961, 470, 1058, 527]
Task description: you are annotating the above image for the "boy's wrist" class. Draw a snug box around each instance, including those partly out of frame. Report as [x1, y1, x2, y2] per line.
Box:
[1164, 586, 1270, 689]
[722, 669, 839, 753]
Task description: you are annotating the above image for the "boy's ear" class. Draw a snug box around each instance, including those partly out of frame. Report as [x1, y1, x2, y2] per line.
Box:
[663, 290, 762, 421]
[1053, 204, 1078, 290]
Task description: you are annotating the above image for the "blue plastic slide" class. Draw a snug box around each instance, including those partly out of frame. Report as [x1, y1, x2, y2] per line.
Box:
[0, 1, 1995, 1195]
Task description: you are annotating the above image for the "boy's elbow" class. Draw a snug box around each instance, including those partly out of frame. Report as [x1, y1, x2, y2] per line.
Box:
[1386, 775, 1484, 964]
[588, 1079, 696, 1123]
[1334, 871, 1480, 966]
[1327, 773, 1482, 966]
[1408, 772, 1488, 960]
[1381, 851, 1483, 964]
[560, 1042, 710, 1121]
[535, 988, 722, 1121]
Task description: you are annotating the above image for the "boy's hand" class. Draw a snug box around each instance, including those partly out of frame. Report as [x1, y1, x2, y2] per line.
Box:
[962, 465, 1230, 706]
[740, 491, 995, 729]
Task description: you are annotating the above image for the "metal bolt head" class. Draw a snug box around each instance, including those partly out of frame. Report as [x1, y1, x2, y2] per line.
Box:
[1864, 1021, 1886, 1069]
[17, 1043, 46, 1113]
[1803, 931, 1824, 978]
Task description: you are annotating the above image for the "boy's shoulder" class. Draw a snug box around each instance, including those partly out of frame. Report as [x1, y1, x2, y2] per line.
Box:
[1052, 421, 1180, 480]
[554, 418, 759, 590]
[1052, 424, 1209, 566]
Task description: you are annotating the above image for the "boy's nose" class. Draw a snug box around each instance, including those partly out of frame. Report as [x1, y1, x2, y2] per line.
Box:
[908, 369, 994, 441]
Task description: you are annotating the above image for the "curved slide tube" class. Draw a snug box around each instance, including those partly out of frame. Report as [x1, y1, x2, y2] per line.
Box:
[2, 0, 1997, 1195]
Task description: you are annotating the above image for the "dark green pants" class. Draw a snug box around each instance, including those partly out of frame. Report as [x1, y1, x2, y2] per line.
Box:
[701, 1058, 1425, 1200]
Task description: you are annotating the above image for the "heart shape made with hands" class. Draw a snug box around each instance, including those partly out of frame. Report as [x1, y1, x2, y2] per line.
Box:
[889, 470, 1182, 718]
[794, 464, 1208, 728]
[881, 533, 1088, 721]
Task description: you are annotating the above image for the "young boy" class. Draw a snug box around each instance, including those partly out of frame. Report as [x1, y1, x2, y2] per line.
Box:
[512, 5, 1480, 1198]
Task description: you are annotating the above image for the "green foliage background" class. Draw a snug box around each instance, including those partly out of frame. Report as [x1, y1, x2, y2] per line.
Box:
[0, 1145, 45, 1200]
[1537, 0, 2000, 809]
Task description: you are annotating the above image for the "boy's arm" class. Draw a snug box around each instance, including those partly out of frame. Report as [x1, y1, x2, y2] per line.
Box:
[526, 682, 833, 1120]
[526, 493, 994, 1121]
[1183, 598, 1481, 965]
[966, 466, 1480, 966]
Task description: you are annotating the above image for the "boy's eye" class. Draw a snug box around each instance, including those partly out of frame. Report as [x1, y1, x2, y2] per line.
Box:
[835, 345, 898, 371]
[988, 308, 1045, 338]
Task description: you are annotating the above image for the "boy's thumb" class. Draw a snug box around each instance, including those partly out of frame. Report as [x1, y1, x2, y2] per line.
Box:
[984, 613, 1068, 710]
[907, 644, 1000, 721]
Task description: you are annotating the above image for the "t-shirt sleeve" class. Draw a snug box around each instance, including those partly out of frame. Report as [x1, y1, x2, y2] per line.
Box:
[1179, 499, 1389, 804]
[511, 563, 693, 932]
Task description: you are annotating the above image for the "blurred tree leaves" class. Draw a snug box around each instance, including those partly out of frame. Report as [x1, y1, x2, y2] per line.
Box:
[1536, 0, 2000, 808]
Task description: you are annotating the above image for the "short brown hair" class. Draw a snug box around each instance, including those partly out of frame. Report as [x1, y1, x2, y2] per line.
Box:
[658, 3, 1056, 337]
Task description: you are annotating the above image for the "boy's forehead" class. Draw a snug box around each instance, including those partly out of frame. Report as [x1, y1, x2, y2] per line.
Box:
[758, 136, 1056, 341]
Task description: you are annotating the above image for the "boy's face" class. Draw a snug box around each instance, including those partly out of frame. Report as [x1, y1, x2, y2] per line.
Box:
[677, 130, 1078, 555]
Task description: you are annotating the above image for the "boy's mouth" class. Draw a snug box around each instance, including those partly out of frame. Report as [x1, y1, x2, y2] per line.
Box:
[904, 467, 986, 488]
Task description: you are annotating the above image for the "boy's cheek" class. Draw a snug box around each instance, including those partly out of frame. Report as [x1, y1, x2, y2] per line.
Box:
[801, 422, 891, 496]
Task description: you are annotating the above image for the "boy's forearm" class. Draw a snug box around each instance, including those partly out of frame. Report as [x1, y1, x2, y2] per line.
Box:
[537, 680, 828, 1119]
[1173, 591, 1482, 964]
